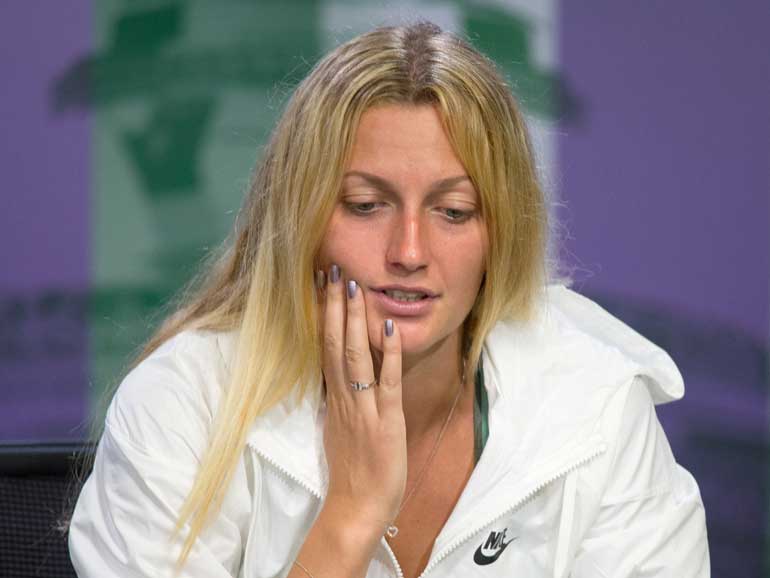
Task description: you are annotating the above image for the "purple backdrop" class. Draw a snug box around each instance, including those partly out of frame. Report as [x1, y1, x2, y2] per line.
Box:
[559, 2, 769, 576]
[559, 1, 768, 340]
[0, 2, 91, 440]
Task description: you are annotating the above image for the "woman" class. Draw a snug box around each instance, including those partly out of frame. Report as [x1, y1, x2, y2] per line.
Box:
[69, 22, 709, 577]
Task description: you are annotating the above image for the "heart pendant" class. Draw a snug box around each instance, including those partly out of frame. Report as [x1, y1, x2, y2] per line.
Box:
[386, 525, 399, 539]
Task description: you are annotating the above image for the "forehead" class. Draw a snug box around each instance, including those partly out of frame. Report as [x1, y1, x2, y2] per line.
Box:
[347, 104, 468, 180]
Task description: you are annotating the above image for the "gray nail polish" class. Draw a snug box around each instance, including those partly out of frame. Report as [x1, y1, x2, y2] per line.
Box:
[347, 279, 357, 299]
[330, 264, 340, 283]
[385, 319, 394, 337]
[315, 270, 326, 289]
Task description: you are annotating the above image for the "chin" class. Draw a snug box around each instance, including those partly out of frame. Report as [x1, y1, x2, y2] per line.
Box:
[398, 329, 445, 357]
[367, 314, 454, 358]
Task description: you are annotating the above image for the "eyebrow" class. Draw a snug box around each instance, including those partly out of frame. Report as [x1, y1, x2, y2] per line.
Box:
[343, 171, 472, 196]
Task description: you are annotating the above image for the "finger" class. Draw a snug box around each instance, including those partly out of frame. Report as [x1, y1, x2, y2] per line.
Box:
[344, 279, 377, 406]
[315, 269, 326, 339]
[314, 269, 326, 304]
[322, 264, 346, 400]
[314, 269, 327, 392]
[376, 318, 403, 419]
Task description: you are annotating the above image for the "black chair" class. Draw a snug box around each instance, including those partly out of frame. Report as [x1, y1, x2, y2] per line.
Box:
[0, 442, 94, 578]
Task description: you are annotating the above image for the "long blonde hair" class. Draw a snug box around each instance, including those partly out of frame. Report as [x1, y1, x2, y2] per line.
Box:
[130, 21, 546, 568]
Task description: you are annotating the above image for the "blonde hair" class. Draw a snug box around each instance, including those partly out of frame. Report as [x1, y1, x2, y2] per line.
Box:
[131, 21, 546, 568]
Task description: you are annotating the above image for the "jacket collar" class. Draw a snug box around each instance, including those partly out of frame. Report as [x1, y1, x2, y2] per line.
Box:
[235, 285, 684, 503]
[429, 286, 685, 556]
[214, 330, 328, 496]
[246, 388, 328, 497]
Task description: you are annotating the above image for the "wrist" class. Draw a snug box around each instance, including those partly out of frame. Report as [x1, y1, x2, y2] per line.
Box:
[295, 502, 384, 578]
[315, 500, 386, 552]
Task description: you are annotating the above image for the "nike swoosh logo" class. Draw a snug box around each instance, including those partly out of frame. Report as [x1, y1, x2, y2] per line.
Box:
[473, 536, 517, 565]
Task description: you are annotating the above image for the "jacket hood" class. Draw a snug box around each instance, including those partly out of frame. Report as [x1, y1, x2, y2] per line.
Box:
[537, 285, 684, 405]
[465, 285, 684, 483]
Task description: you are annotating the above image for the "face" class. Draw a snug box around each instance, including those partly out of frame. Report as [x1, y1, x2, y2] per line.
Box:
[317, 104, 488, 359]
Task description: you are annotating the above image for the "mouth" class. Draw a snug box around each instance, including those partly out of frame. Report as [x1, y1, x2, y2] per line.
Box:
[371, 286, 439, 302]
[379, 289, 430, 302]
[369, 286, 439, 316]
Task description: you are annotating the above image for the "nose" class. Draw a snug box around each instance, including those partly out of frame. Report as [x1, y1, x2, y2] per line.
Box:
[386, 210, 429, 272]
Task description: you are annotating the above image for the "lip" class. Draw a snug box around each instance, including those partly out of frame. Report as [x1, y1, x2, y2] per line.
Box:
[369, 287, 438, 317]
[371, 284, 439, 298]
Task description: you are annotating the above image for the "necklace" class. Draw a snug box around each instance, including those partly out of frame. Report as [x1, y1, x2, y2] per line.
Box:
[385, 366, 466, 540]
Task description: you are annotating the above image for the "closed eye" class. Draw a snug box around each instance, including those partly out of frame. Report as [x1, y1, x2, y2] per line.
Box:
[439, 207, 474, 223]
[343, 202, 475, 223]
[344, 202, 381, 215]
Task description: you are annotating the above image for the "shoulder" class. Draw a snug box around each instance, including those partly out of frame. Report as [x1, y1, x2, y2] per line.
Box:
[105, 329, 237, 460]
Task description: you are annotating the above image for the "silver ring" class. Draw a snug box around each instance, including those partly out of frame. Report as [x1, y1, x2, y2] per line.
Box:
[349, 380, 376, 391]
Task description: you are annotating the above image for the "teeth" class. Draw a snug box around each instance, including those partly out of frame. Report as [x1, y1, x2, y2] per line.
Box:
[385, 290, 426, 302]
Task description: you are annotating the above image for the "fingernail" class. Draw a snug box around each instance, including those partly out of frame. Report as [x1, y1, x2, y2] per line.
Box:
[315, 270, 326, 289]
[330, 264, 340, 283]
[347, 279, 357, 299]
[385, 319, 394, 337]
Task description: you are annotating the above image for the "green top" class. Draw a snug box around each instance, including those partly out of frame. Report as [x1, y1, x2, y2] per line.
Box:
[473, 358, 489, 465]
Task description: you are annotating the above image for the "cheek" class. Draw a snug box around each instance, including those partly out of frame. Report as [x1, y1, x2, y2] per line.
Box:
[441, 238, 486, 288]
[317, 222, 354, 271]
[317, 211, 383, 273]
[317, 218, 340, 267]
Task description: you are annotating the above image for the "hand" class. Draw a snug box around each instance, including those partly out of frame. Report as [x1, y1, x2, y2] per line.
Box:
[318, 264, 407, 539]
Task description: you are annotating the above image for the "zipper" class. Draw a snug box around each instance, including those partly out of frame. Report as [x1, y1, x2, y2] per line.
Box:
[382, 540, 406, 578]
[249, 438, 605, 578]
[248, 442, 324, 499]
[416, 438, 607, 577]
[251, 442, 408, 577]
[243, 444, 323, 578]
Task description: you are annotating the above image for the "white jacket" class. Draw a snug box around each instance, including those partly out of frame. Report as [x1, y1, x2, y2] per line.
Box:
[69, 286, 710, 577]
